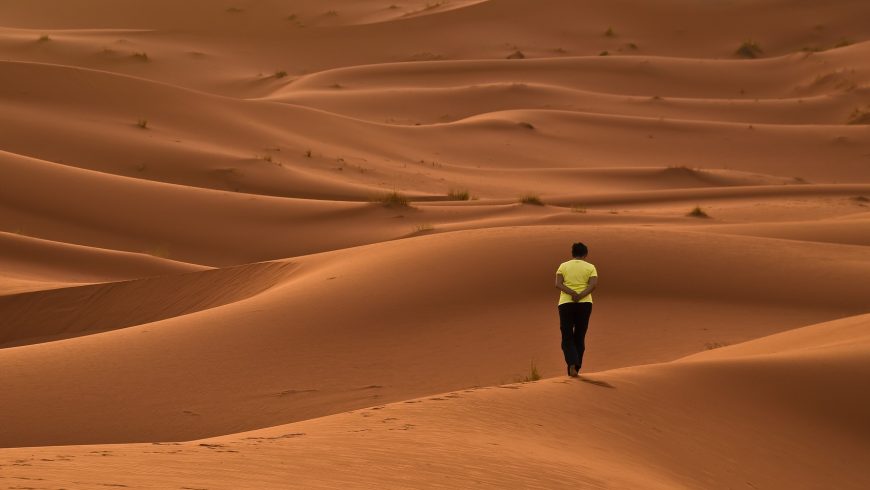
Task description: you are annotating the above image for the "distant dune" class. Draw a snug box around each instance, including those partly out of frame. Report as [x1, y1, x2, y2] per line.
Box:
[1, 0, 868, 488]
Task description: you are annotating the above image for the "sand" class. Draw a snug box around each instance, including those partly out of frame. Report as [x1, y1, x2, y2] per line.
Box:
[1, 0, 868, 488]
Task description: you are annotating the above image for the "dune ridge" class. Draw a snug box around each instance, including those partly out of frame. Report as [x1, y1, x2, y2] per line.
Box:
[1, 0, 868, 487]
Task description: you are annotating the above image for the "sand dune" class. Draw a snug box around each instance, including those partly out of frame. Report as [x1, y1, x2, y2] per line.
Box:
[2, 313, 866, 489]
[1, 0, 868, 487]
[1, 226, 868, 448]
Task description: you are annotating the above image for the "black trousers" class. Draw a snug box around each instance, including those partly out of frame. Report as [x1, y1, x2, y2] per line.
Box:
[558, 302, 593, 369]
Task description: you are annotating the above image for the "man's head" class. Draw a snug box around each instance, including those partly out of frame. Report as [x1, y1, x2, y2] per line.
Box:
[571, 242, 588, 258]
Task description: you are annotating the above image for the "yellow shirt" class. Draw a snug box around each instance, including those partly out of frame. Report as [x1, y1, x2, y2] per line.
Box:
[556, 259, 598, 305]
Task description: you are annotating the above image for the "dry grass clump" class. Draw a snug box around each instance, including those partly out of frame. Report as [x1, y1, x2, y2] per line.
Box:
[736, 40, 763, 58]
[687, 205, 710, 218]
[37, 35, 51, 42]
[506, 50, 526, 59]
[517, 121, 535, 130]
[414, 223, 434, 233]
[377, 191, 411, 208]
[704, 341, 729, 350]
[131, 52, 150, 61]
[447, 189, 470, 201]
[274, 71, 288, 79]
[604, 26, 616, 37]
[136, 118, 148, 129]
[519, 194, 545, 206]
[522, 361, 542, 382]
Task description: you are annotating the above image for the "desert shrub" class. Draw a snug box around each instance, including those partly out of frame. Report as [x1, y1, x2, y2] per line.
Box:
[736, 40, 763, 58]
[687, 205, 709, 218]
[38, 35, 51, 42]
[132, 52, 149, 61]
[136, 118, 148, 129]
[704, 341, 729, 350]
[604, 26, 615, 37]
[506, 50, 525, 59]
[378, 191, 410, 208]
[447, 189, 470, 201]
[414, 223, 434, 233]
[522, 361, 542, 382]
[519, 194, 545, 206]
[274, 71, 288, 78]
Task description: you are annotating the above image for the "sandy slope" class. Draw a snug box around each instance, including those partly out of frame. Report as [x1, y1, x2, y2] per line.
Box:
[1, 313, 867, 489]
[1, 225, 868, 447]
[1, 0, 868, 487]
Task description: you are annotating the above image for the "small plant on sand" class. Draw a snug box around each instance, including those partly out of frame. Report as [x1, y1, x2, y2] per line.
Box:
[604, 26, 616, 37]
[686, 205, 709, 218]
[325, 10, 339, 16]
[704, 341, 729, 350]
[522, 361, 542, 382]
[447, 188, 470, 201]
[274, 71, 288, 79]
[377, 191, 411, 208]
[735, 40, 763, 58]
[834, 39, 853, 48]
[519, 194, 545, 206]
[848, 107, 870, 125]
[37, 35, 51, 42]
[571, 204, 587, 213]
[599, 50, 610, 56]
[414, 223, 434, 233]
[850, 195, 869, 203]
[136, 118, 148, 129]
[506, 50, 526, 59]
[517, 121, 535, 130]
[304, 149, 312, 158]
[131, 51, 150, 61]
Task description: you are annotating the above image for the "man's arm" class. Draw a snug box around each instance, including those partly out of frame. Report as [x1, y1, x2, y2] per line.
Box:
[555, 274, 581, 302]
[576, 276, 598, 300]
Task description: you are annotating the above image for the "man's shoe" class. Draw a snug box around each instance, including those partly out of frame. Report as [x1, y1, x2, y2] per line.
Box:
[568, 365, 578, 377]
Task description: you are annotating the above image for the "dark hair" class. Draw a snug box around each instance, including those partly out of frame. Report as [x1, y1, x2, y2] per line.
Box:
[571, 242, 588, 258]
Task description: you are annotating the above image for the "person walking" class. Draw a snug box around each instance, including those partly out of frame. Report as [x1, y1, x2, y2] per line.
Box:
[555, 242, 598, 377]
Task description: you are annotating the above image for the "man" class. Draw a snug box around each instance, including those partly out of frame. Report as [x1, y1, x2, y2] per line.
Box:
[555, 242, 598, 377]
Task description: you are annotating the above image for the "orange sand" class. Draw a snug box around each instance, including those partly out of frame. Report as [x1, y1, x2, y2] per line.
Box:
[1, 1, 868, 488]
